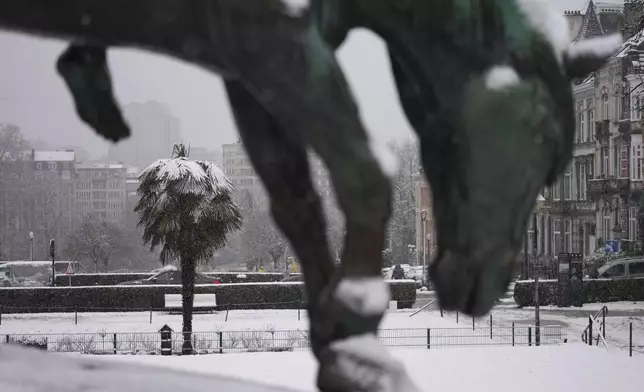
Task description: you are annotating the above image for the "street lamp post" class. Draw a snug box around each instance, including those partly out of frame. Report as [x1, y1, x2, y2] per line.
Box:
[29, 231, 34, 261]
[534, 194, 545, 346]
[421, 210, 428, 282]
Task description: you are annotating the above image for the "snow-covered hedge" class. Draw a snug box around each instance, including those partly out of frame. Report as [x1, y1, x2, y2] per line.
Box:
[53, 273, 153, 286]
[0, 281, 416, 313]
[54, 272, 298, 286]
[514, 277, 644, 306]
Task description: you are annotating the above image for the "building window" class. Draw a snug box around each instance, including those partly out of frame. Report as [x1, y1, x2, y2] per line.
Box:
[602, 93, 609, 120]
[630, 207, 638, 241]
[552, 181, 561, 201]
[633, 144, 643, 181]
[563, 170, 572, 200]
[632, 94, 642, 120]
[614, 145, 619, 177]
[578, 163, 587, 200]
[48, 162, 57, 169]
[564, 219, 571, 252]
[36, 163, 42, 169]
[603, 212, 611, 240]
[553, 219, 561, 255]
[587, 99, 594, 142]
[601, 147, 609, 177]
[577, 102, 585, 143]
[620, 146, 630, 178]
[615, 86, 622, 119]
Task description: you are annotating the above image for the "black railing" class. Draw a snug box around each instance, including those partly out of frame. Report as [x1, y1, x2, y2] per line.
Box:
[581, 306, 608, 347]
[0, 325, 567, 355]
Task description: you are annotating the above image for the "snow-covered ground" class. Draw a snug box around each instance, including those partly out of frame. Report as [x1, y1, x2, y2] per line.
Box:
[97, 344, 642, 392]
[1, 301, 642, 354]
[0, 308, 457, 334]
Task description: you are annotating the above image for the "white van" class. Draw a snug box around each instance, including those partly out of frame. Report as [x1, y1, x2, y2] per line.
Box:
[597, 258, 644, 279]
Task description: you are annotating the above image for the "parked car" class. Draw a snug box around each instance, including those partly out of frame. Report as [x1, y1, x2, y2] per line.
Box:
[117, 269, 221, 285]
[596, 257, 644, 279]
[280, 274, 303, 282]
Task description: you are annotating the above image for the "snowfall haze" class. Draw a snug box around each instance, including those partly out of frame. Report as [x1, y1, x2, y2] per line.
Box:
[0, 0, 611, 156]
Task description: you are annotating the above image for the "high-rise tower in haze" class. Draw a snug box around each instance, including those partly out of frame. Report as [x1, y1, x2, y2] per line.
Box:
[108, 101, 181, 168]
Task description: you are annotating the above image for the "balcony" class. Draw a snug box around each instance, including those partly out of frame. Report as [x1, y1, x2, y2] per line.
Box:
[546, 199, 594, 214]
[587, 177, 631, 200]
[595, 120, 610, 143]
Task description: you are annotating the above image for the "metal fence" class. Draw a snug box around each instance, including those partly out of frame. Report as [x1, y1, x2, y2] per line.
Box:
[0, 325, 566, 355]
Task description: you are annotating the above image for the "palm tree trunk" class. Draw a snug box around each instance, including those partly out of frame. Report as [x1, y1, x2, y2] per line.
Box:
[180, 259, 196, 355]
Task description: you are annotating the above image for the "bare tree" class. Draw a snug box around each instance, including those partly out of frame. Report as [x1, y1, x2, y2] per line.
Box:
[0, 124, 30, 259]
[241, 209, 290, 271]
[386, 140, 420, 265]
[0, 124, 27, 171]
[65, 217, 125, 272]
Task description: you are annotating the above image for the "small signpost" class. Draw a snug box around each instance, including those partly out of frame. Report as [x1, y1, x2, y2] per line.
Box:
[604, 239, 620, 254]
[65, 262, 74, 286]
[49, 239, 55, 287]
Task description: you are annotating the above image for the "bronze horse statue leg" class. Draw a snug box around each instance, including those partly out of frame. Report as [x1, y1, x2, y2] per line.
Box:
[216, 17, 401, 390]
[316, 0, 622, 317]
[223, 79, 337, 358]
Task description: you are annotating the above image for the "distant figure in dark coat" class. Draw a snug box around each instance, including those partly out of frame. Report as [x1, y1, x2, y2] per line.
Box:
[391, 264, 405, 280]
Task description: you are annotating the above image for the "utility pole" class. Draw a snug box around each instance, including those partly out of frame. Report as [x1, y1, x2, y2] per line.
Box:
[421, 210, 428, 279]
[533, 210, 540, 346]
[29, 231, 34, 261]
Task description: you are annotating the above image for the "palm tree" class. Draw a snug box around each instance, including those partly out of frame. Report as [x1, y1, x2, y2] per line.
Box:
[135, 144, 242, 354]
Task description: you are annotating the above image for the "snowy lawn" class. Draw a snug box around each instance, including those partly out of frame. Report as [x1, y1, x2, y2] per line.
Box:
[0, 308, 456, 334]
[98, 344, 642, 392]
[2, 302, 642, 354]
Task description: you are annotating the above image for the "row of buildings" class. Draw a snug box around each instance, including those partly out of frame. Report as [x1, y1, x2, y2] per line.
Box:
[1, 147, 220, 261]
[415, 1, 644, 262]
[0, 148, 141, 257]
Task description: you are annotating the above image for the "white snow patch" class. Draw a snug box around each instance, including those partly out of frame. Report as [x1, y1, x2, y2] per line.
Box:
[368, 139, 400, 178]
[328, 333, 421, 392]
[330, 334, 403, 369]
[516, 0, 570, 65]
[567, 33, 623, 60]
[335, 277, 391, 315]
[0, 307, 459, 335]
[140, 158, 231, 194]
[100, 345, 644, 392]
[484, 65, 520, 90]
[280, 0, 310, 17]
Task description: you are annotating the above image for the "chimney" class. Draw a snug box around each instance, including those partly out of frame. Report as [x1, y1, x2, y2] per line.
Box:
[564, 9, 585, 39]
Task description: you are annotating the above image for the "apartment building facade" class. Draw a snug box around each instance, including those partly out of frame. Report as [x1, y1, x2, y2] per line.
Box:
[74, 164, 128, 226]
[0, 149, 76, 259]
[536, 1, 644, 257]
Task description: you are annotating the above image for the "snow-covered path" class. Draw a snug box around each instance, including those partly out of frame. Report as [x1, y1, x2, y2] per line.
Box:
[98, 344, 642, 392]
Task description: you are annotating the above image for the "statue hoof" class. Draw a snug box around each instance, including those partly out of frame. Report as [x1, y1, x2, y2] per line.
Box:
[317, 334, 420, 392]
[429, 249, 514, 317]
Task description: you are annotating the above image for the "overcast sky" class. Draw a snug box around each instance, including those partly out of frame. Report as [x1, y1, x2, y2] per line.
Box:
[0, 0, 620, 157]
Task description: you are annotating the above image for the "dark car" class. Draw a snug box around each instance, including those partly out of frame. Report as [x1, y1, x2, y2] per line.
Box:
[118, 269, 220, 285]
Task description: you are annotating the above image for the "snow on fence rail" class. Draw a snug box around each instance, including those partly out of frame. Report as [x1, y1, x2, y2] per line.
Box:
[0, 325, 566, 355]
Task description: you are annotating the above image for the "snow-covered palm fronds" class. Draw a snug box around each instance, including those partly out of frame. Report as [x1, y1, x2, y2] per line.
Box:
[135, 155, 242, 264]
[135, 146, 242, 355]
